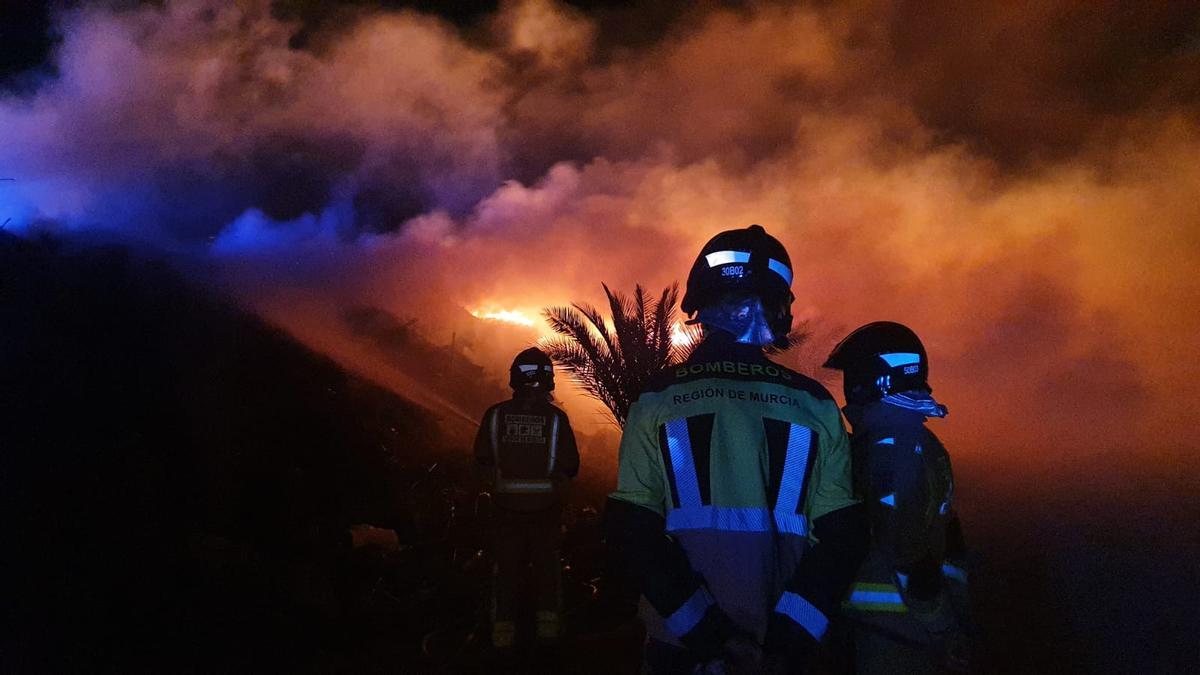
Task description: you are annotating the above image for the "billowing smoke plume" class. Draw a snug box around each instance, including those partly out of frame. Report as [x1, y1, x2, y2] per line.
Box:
[3, 0, 1199, 454]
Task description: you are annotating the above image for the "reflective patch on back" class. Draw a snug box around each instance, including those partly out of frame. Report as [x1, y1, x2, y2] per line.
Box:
[502, 413, 548, 444]
[664, 418, 703, 508]
[776, 424, 813, 516]
[665, 505, 808, 536]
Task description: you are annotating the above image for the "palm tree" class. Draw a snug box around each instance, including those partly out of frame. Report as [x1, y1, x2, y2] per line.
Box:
[542, 283, 693, 427]
[543, 284, 820, 427]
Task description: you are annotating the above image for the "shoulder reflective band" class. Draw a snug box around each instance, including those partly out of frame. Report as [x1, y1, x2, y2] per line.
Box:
[547, 414, 560, 475]
[844, 583, 907, 612]
[705, 250, 751, 267]
[664, 418, 703, 508]
[775, 592, 828, 639]
[942, 563, 968, 584]
[879, 492, 896, 508]
[666, 505, 808, 536]
[775, 423, 813, 516]
[664, 585, 715, 638]
[878, 352, 920, 367]
[768, 258, 793, 285]
[496, 479, 555, 493]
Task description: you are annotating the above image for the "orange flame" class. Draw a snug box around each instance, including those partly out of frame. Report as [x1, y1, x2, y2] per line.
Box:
[470, 307, 537, 327]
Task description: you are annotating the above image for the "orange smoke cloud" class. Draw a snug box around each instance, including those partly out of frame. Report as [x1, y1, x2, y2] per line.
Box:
[4, 0, 1198, 458]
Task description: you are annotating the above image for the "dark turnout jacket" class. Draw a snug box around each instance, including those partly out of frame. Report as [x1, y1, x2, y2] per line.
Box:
[474, 392, 579, 512]
[842, 400, 968, 642]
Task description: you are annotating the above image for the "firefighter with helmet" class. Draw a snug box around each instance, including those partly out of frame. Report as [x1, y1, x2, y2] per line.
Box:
[607, 225, 869, 673]
[824, 322, 971, 673]
[474, 348, 580, 649]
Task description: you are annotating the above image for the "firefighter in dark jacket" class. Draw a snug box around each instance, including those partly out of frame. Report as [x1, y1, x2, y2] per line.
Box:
[474, 347, 580, 649]
[607, 225, 869, 674]
[824, 322, 971, 673]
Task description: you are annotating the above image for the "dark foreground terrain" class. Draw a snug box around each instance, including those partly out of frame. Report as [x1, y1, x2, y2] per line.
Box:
[0, 233, 643, 673]
[2, 234, 1197, 673]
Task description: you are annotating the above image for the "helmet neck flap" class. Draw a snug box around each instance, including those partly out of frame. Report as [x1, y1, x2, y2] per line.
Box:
[682, 224, 795, 348]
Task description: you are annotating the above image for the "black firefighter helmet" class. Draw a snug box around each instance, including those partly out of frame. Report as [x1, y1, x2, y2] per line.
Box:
[681, 224, 795, 344]
[509, 347, 555, 392]
[824, 321, 931, 405]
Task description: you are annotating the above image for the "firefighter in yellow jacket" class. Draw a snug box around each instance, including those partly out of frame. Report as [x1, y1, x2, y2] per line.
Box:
[608, 225, 869, 673]
[474, 348, 580, 649]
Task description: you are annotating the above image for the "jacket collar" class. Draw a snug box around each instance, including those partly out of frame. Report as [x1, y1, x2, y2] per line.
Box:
[689, 329, 768, 363]
[512, 389, 551, 402]
[847, 398, 929, 435]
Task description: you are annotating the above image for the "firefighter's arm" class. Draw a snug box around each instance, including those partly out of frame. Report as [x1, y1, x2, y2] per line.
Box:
[556, 412, 580, 479]
[890, 433, 941, 601]
[607, 400, 742, 658]
[941, 512, 972, 626]
[889, 433, 962, 642]
[765, 412, 869, 667]
[473, 407, 497, 485]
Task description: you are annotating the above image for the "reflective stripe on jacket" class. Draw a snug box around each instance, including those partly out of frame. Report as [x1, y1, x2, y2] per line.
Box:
[609, 334, 860, 649]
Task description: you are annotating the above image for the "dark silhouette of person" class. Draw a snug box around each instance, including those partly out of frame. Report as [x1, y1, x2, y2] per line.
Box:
[474, 348, 580, 648]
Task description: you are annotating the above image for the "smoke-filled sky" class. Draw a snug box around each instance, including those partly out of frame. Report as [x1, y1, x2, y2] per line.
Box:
[2, 0, 1199, 454]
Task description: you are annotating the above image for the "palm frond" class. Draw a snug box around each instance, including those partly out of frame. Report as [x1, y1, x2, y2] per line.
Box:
[544, 287, 831, 425]
[651, 284, 678, 359]
[542, 282, 690, 427]
[542, 337, 622, 415]
[670, 322, 703, 363]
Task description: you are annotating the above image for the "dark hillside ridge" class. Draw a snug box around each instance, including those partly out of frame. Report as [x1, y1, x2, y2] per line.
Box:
[0, 232, 449, 670]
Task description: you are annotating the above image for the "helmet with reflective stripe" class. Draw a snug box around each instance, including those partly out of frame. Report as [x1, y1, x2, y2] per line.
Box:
[510, 347, 555, 391]
[681, 224, 795, 339]
[824, 321, 930, 405]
